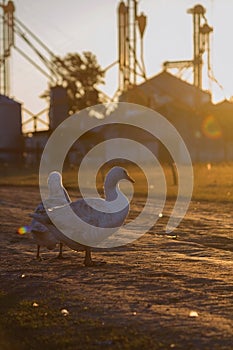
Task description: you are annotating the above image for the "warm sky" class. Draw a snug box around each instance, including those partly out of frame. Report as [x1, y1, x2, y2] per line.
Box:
[10, 0, 233, 116]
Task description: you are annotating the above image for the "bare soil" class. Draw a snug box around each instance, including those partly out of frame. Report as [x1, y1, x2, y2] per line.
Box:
[0, 185, 232, 350]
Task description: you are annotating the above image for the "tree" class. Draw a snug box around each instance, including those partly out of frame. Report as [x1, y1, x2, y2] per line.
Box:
[49, 51, 105, 114]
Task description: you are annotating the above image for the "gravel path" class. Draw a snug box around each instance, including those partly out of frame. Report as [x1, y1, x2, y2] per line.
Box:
[0, 186, 232, 350]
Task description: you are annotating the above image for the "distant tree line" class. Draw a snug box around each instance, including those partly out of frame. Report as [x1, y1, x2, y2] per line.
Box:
[42, 51, 105, 114]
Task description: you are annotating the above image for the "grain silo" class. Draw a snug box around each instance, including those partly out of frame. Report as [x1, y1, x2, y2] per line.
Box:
[0, 95, 22, 163]
[49, 86, 69, 130]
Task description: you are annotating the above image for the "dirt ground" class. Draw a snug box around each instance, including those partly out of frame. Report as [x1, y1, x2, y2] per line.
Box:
[0, 185, 232, 350]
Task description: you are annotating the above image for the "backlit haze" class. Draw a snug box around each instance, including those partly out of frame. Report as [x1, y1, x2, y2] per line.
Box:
[11, 0, 233, 116]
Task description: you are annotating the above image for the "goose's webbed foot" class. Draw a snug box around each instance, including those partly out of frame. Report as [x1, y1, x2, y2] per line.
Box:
[84, 247, 106, 267]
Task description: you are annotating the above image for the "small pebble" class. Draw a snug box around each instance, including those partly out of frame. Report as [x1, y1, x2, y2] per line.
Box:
[61, 308, 69, 316]
[189, 310, 198, 317]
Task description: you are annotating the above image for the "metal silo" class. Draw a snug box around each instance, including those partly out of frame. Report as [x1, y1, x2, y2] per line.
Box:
[0, 95, 22, 163]
[49, 86, 69, 130]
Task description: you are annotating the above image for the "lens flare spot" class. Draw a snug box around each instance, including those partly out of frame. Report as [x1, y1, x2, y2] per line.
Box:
[17, 226, 30, 235]
[202, 115, 222, 139]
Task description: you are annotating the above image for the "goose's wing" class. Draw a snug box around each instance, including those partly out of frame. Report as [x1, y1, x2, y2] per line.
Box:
[32, 230, 58, 249]
[32, 196, 130, 248]
[71, 198, 108, 225]
[70, 197, 130, 228]
[41, 223, 85, 252]
[31, 186, 70, 231]
[30, 203, 58, 249]
[30, 211, 86, 251]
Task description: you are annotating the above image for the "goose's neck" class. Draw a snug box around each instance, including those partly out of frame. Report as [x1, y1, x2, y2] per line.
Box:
[49, 185, 64, 198]
[104, 178, 121, 201]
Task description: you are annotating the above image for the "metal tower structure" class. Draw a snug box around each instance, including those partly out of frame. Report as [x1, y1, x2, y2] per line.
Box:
[0, 0, 120, 131]
[188, 4, 213, 89]
[0, 0, 14, 95]
[163, 4, 213, 90]
[118, 0, 147, 92]
[0, 1, 65, 131]
[0, 0, 63, 98]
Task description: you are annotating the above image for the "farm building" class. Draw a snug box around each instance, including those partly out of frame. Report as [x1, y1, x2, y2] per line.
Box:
[120, 71, 233, 162]
[0, 95, 23, 164]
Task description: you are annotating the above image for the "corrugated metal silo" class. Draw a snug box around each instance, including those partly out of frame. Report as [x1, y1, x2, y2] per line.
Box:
[0, 95, 22, 163]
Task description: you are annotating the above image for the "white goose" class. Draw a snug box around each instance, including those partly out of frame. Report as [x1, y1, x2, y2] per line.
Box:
[30, 171, 71, 260]
[31, 166, 134, 266]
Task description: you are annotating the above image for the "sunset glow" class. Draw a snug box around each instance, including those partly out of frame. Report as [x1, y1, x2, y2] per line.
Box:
[11, 0, 233, 113]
